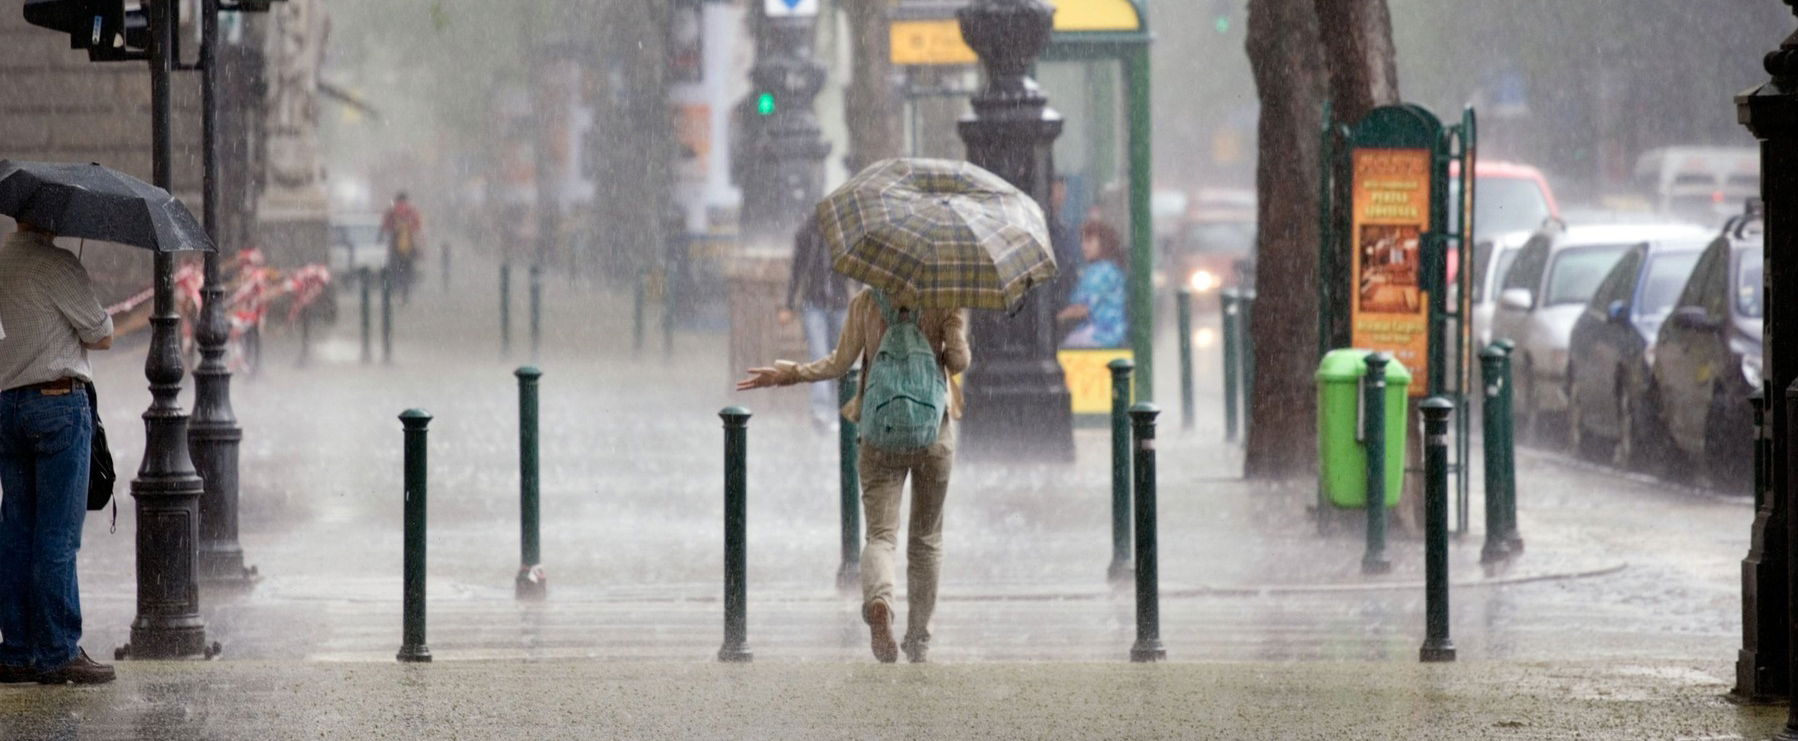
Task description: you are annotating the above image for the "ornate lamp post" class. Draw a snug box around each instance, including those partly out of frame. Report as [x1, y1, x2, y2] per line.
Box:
[120, 0, 212, 660]
[955, 0, 1074, 460]
[735, 0, 831, 250]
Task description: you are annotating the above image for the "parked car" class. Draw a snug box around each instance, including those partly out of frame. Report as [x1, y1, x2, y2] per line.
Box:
[1160, 188, 1255, 298]
[327, 214, 386, 279]
[1564, 235, 1709, 465]
[1491, 221, 1710, 439]
[1468, 230, 1535, 350]
[1646, 207, 1763, 490]
[1449, 160, 1561, 244]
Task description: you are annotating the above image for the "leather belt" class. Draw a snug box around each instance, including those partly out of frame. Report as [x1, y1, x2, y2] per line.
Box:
[7, 377, 84, 395]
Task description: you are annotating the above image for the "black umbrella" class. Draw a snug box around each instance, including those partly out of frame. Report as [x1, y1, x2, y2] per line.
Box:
[0, 160, 212, 253]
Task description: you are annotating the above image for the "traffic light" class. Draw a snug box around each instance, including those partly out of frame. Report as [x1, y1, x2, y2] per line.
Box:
[756, 92, 776, 116]
[22, 0, 148, 62]
[1211, 0, 1233, 34]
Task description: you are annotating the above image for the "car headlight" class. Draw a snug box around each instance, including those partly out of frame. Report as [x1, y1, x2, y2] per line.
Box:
[1188, 268, 1220, 293]
[1744, 352, 1764, 385]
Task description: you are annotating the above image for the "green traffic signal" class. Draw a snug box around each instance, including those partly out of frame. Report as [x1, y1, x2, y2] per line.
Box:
[757, 92, 776, 116]
[1213, 15, 1230, 34]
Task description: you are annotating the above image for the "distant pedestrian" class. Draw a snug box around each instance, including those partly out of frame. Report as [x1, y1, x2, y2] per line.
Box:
[779, 220, 852, 434]
[0, 219, 116, 685]
[1058, 219, 1128, 348]
[379, 192, 423, 305]
[737, 286, 970, 663]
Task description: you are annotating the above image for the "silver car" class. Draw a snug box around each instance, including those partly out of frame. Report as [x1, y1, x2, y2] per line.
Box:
[1489, 222, 1709, 438]
[1468, 229, 1534, 350]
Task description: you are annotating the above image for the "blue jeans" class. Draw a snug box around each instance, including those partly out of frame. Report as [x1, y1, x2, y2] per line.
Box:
[0, 388, 92, 669]
[802, 304, 849, 426]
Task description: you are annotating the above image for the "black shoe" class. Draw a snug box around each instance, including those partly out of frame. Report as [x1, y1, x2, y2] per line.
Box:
[865, 601, 898, 663]
[37, 649, 114, 685]
[0, 663, 37, 684]
[901, 635, 929, 664]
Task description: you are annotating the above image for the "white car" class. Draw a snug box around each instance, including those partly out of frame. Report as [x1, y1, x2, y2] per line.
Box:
[326, 214, 387, 278]
[1490, 222, 1710, 438]
[1468, 229, 1534, 350]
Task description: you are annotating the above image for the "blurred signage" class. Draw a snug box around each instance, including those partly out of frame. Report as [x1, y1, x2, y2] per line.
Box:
[1349, 148, 1432, 394]
[890, 19, 976, 66]
[1048, 0, 1143, 32]
[765, 0, 818, 18]
[1058, 348, 1133, 416]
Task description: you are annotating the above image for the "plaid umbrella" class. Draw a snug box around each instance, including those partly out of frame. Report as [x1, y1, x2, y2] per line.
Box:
[816, 158, 1055, 312]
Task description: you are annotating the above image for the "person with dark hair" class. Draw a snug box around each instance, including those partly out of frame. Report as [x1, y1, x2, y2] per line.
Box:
[780, 220, 852, 433]
[1057, 219, 1128, 348]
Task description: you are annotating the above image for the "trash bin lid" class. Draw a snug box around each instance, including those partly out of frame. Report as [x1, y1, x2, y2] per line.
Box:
[1315, 348, 1413, 385]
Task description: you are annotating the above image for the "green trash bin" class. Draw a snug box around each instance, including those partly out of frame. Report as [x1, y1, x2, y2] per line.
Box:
[1317, 349, 1411, 509]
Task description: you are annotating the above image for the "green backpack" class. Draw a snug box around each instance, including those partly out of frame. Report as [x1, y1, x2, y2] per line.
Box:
[861, 291, 948, 453]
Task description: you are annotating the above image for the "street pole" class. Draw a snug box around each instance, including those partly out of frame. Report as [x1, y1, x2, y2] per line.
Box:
[192, 0, 255, 588]
[122, 0, 211, 660]
[956, 0, 1074, 461]
[1739, 6, 1796, 705]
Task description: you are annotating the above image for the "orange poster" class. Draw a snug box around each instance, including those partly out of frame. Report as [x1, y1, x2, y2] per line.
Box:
[1350, 149, 1431, 395]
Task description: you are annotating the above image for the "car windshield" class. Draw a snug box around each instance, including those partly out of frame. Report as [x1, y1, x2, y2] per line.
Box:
[1452, 176, 1552, 237]
[1180, 221, 1254, 254]
[1636, 250, 1702, 317]
[1544, 244, 1631, 305]
[1738, 249, 1765, 319]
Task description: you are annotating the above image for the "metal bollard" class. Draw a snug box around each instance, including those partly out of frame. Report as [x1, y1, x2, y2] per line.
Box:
[1362, 352, 1392, 575]
[837, 368, 862, 591]
[1128, 403, 1166, 662]
[1240, 289, 1259, 441]
[718, 407, 753, 662]
[1107, 359, 1134, 582]
[632, 268, 647, 355]
[297, 303, 311, 368]
[396, 409, 433, 663]
[515, 366, 546, 601]
[529, 263, 543, 363]
[1176, 288, 1195, 431]
[380, 266, 393, 365]
[359, 267, 372, 365]
[1479, 345, 1511, 564]
[1495, 340, 1523, 553]
[440, 242, 451, 292]
[1419, 396, 1457, 663]
[1220, 288, 1241, 443]
[500, 261, 513, 357]
[1752, 385, 1768, 511]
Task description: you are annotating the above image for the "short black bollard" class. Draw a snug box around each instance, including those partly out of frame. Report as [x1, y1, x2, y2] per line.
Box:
[1419, 396, 1457, 663]
[837, 368, 861, 591]
[1495, 340, 1523, 553]
[359, 266, 373, 365]
[515, 366, 546, 601]
[296, 303, 312, 368]
[1479, 345, 1511, 564]
[718, 406, 753, 663]
[1239, 289, 1259, 441]
[1362, 352, 1392, 575]
[1752, 385, 1769, 511]
[528, 263, 543, 363]
[397, 409, 433, 663]
[500, 261, 513, 357]
[1176, 288, 1195, 432]
[1107, 358, 1134, 582]
[380, 266, 394, 365]
[440, 242, 451, 292]
[1220, 288, 1241, 443]
[1128, 403, 1166, 662]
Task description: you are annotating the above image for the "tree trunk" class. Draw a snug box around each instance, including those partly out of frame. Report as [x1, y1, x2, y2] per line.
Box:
[1243, 0, 1326, 480]
[841, 0, 903, 172]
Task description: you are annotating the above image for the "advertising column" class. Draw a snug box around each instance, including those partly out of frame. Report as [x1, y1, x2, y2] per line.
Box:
[1349, 148, 1432, 394]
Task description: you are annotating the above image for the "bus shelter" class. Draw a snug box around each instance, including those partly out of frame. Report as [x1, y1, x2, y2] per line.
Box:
[889, 0, 1154, 413]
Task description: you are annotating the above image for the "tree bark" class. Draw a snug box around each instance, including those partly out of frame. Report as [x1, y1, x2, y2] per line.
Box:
[1243, 0, 1326, 479]
[841, 0, 903, 172]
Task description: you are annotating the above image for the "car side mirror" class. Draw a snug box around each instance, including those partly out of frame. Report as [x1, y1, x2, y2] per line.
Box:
[1606, 300, 1628, 324]
[1499, 288, 1532, 311]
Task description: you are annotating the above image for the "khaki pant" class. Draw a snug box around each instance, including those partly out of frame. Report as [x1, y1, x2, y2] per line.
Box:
[858, 419, 955, 643]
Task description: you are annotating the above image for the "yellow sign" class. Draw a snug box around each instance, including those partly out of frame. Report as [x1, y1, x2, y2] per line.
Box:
[1049, 0, 1143, 32]
[1058, 348, 1134, 415]
[1350, 148, 1432, 396]
[890, 19, 977, 66]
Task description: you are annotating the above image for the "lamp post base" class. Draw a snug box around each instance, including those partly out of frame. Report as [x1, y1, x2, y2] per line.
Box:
[1419, 643, 1457, 663]
[1129, 640, 1166, 663]
[717, 645, 754, 663]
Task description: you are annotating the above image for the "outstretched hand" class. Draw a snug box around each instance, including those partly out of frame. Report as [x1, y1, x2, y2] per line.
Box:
[736, 367, 782, 391]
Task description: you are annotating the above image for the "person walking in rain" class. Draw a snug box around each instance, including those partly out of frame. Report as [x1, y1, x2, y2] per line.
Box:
[779, 219, 853, 434]
[737, 286, 969, 663]
[0, 219, 115, 685]
[379, 191, 423, 305]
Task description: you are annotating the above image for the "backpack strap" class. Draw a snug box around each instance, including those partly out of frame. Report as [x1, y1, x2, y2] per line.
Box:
[871, 289, 910, 325]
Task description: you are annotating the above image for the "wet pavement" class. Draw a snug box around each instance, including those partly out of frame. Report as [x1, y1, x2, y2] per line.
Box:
[7, 252, 1768, 736]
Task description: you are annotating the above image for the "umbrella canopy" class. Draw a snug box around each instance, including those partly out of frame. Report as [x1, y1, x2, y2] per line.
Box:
[817, 157, 1054, 312]
[0, 160, 212, 253]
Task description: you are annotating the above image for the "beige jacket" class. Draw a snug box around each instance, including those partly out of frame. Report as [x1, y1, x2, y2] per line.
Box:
[773, 289, 970, 423]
